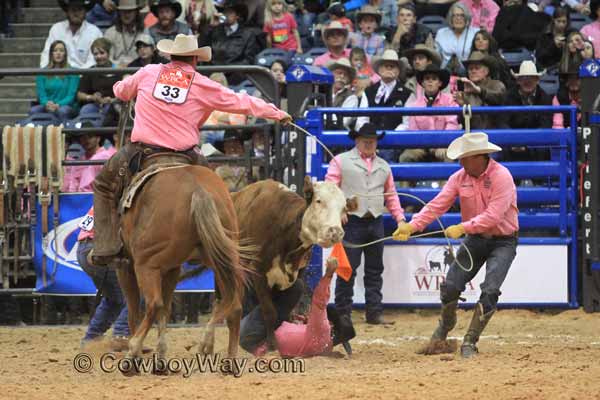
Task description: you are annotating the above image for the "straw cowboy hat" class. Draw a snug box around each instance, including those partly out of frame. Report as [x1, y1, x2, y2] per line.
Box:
[403, 44, 442, 68]
[327, 58, 356, 82]
[156, 34, 212, 61]
[356, 5, 382, 24]
[116, 0, 143, 11]
[57, 0, 95, 12]
[416, 64, 450, 90]
[322, 20, 349, 42]
[372, 49, 403, 72]
[513, 60, 544, 78]
[446, 132, 501, 160]
[348, 122, 385, 140]
[150, 0, 182, 19]
[462, 51, 497, 73]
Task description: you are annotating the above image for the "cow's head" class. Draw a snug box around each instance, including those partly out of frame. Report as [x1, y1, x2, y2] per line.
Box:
[301, 176, 358, 248]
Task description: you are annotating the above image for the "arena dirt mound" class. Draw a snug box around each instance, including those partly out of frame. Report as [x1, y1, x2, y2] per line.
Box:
[416, 338, 458, 355]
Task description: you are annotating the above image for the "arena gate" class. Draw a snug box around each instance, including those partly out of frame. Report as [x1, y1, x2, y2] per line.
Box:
[300, 105, 579, 309]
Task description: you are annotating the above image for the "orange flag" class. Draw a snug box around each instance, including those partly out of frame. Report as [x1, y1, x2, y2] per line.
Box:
[331, 242, 353, 282]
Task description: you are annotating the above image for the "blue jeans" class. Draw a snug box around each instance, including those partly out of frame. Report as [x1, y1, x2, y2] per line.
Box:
[77, 240, 129, 339]
[445, 234, 518, 313]
[335, 215, 385, 317]
[30, 104, 76, 123]
[79, 102, 111, 115]
[239, 280, 303, 353]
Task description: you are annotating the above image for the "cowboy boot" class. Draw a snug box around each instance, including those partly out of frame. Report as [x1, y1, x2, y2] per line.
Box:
[431, 299, 458, 341]
[461, 302, 495, 358]
[91, 148, 130, 266]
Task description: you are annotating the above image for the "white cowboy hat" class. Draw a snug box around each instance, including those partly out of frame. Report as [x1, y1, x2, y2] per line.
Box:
[326, 58, 356, 81]
[446, 132, 502, 160]
[513, 60, 544, 78]
[156, 34, 212, 61]
[372, 49, 403, 72]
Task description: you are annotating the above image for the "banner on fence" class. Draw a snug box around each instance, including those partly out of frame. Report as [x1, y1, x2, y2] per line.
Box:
[34, 193, 214, 295]
[323, 244, 568, 305]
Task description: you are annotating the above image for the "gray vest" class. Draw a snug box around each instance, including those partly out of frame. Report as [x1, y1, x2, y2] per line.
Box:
[339, 147, 391, 218]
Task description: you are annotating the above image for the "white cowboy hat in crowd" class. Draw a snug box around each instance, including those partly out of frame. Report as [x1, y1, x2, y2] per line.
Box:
[156, 34, 212, 61]
[513, 60, 544, 78]
[446, 132, 502, 160]
[116, 0, 143, 11]
[326, 58, 357, 81]
[372, 49, 403, 72]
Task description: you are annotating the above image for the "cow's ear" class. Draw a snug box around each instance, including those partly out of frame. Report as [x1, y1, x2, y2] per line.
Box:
[303, 176, 314, 204]
[346, 196, 358, 212]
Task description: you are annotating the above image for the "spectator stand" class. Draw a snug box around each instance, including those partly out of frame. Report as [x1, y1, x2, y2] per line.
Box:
[292, 47, 328, 65]
[569, 12, 592, 31]
[417, 15, 447, 37]
[300, 105, 579, 309]
[0, 64, 303, 295]
[500, 47, 535, 71]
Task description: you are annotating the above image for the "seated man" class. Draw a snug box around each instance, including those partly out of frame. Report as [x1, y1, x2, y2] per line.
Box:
[148, 0, 192, 44]
[63, 121, 116, 192]
[214, 131, 252, 192]
[313, 21, 351, 67]
[240, 257, 356, 357]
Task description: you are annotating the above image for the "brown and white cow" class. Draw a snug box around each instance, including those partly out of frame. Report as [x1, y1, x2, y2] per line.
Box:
[231, 176, 357, 349]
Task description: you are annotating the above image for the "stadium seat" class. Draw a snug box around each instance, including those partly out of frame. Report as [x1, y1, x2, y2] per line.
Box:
[65, 113, 105, 129]
[418, 15, 448, 36]
[500, 47, 534, 69]
[292, 47, 328, 65]
[310, 30, 325, 48]
[255, 48, 293, 68]
[539, 72, 560, 96]
[18, 112, 60, 127]
[570, 12, 592, 31]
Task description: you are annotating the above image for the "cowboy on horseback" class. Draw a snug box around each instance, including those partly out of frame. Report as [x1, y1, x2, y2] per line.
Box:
[91, 34, 291, 266]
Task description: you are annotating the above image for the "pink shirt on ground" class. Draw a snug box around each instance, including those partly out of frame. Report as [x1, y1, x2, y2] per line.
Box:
[325, 152, 405, 223]
[313, 48, 352, 67]
[77, 206, 94, 241]
[460, 0, 499, 33]
[408, 91, 459, 131]
[581, 21, 600, 60]
[264, 13, 299, 51]
[62, 146, 116, 192]
[113, 61, 287, 150]
[273, 274, 333, 357]
[409, 158, 519, 236]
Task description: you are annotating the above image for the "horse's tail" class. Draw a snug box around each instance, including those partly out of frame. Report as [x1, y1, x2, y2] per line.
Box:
[190, 187, 248, 318]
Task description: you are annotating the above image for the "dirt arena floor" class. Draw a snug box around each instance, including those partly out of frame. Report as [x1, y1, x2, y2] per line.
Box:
[1, 308, 599, 400]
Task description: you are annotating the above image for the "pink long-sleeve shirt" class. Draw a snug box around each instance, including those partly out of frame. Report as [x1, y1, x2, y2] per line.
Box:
[408, 91, 459, 131]
[581, 21, 600, 60]
[409, 158, 519, 236]
[325, 153, 405, 223]
[62, 146, 116, 192]
[113, 61, 287, 150]
[274, 274, 333, 357]
[460, 0, 499, 33]
[313, 49, 352, 67]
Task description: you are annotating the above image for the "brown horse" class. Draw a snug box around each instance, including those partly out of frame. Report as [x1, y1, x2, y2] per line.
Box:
[116, 165, 247, 363]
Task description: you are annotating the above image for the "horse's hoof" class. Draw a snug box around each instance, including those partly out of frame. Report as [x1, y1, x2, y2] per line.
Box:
[120, 357, 141, 377]
[198, 342, 214, 355]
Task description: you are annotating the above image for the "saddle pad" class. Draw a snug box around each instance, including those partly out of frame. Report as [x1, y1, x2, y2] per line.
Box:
[119, 162, 190, 214]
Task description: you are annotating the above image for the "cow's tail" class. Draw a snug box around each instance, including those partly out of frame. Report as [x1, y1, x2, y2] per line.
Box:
[190, 187, 252, 318]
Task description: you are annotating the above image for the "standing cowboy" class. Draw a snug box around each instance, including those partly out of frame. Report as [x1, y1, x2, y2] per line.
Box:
[325, 123, 405, 325]
[393, 132, 519, 357]
[91, 34, 290, 266]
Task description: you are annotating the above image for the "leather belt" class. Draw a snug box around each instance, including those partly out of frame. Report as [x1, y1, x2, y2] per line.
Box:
[134, 142, 197, 159]
[476, 232, 518, 240]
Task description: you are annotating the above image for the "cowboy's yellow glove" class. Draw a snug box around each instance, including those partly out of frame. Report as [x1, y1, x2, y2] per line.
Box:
[445, 224, 466, 239]
[393, 221, 414, 241]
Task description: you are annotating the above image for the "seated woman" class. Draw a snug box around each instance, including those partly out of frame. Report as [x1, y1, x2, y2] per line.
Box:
[469, 30, 514, 91]
[31, 40, 80, 123]
[76, 38, 119, 121]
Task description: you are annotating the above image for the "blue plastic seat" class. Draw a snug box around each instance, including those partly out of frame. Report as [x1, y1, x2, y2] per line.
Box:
[500, 47, 534, 69]
[255, 48, 293, 68]
[418, 15, 448, 36]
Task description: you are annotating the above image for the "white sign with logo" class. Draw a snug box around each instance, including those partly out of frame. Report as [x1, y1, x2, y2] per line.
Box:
[324, 245, 568, 304]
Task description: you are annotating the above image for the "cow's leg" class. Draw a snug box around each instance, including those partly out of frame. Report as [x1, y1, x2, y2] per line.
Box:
[253, 276, 278, 350]
[156, 268, 179, 362]
[116, 264, 141, 335]
[225, 296, 243, 358]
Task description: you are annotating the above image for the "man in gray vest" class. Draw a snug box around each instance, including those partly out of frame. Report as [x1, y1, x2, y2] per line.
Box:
[325, 123, 406, 325]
